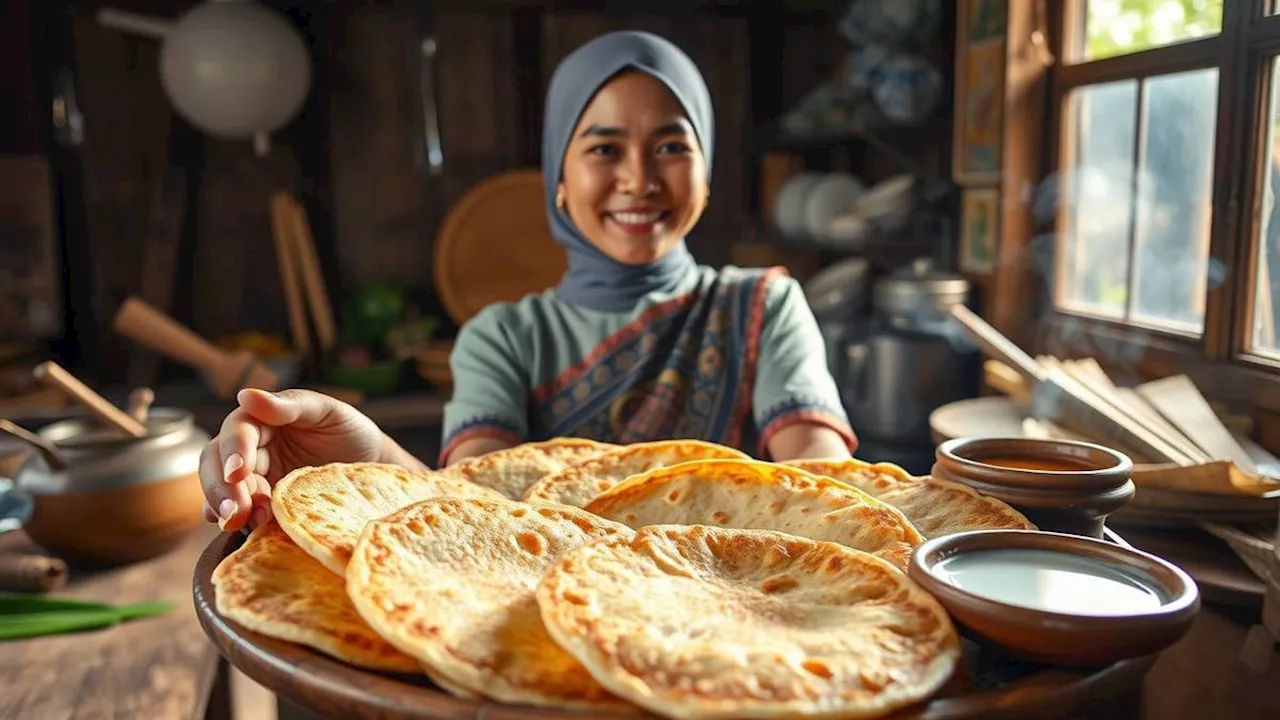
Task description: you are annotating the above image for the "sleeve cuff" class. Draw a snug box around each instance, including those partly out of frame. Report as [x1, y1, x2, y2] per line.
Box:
[439, 418, 524, 466]
[756, 403, 858, 459]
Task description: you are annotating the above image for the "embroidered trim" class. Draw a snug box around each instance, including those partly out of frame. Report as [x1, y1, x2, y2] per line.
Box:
[439, 421, 523, 466]
[757, 408, 858, 460]
[531, 293, 698, 403]
[725, 267, 787, 447]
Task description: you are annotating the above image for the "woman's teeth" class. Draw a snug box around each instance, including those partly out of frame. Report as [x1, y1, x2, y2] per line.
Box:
[611, 211, 664, 225]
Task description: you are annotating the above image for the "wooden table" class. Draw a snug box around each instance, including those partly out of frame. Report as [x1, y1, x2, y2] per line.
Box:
[0, 525, 229, 720]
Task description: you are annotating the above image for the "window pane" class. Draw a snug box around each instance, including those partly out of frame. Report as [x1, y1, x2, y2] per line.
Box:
[1080, 0, 1223, 62]
[1129, 68, 1218, 332]
[1057, 80, 1138, 319]
[1252, 59, 1280, 356]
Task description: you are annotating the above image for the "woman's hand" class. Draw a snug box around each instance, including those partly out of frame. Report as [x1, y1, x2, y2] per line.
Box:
[199, 388, 389, 533]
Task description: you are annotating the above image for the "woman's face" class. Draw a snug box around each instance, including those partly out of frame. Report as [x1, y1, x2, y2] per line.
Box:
[558, 71, 709, 266]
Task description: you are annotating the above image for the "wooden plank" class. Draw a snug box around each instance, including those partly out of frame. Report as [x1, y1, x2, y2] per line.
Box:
[70, 7, 176, 382]
[434, 11, 523, 210]
[127, 163, 188, 388]
[325, 5, 432, 295]
[990, 0, 1051, 346]
[0, 525, 223, 720]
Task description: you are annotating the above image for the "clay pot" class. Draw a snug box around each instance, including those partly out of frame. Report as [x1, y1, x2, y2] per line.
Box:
[933, 436, 1135, 539]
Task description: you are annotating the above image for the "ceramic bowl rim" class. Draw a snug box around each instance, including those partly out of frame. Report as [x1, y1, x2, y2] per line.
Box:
[936, 436, 1134, 492]
[908, 529, 1200, 629]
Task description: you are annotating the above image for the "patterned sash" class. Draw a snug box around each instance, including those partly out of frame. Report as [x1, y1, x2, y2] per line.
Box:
[528, 266, 783, 453]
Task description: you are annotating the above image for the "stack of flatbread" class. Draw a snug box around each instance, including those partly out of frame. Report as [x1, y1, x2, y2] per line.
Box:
[212, 438, 1035, 719]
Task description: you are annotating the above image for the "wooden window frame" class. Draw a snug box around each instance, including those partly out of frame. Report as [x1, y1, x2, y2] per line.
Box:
[1016, 0, 1280, 414]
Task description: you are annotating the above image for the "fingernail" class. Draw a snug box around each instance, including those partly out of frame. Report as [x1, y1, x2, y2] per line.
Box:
[250, 505, 271, 528]
[218, 498, 237, 520]
[223, 454, 243, 478]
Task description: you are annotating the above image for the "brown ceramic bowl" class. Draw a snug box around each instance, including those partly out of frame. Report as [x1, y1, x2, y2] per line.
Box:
[934, 436, 1136, 538]
[909, 529, 1200, 667]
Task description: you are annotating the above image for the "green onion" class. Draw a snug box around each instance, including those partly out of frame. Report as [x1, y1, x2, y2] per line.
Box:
[0, 595, 175, 640]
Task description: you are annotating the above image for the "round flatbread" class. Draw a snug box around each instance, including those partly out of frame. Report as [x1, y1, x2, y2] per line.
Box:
[212, 521, 419, 673]
[345, 497, 636, 710]
[584, 459, 923, 571]
[272, 462, 502, 576]
[538, 524, 961, 720]
[523, 439, 750, 508]
[787, 459, 1036, 538]
[444, 438, 619, 500]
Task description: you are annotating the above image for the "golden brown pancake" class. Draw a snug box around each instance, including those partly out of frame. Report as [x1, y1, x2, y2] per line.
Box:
[271, 462, 502, 576]
[585, 459, 924, 571]
[345, 497, 637, 710]
[442, 438, 619, 500]
[523, 439, 749, 508]
[787, 459, 1036, 537]
[212, 521, 419, 673]
[538, 524, 961, 719]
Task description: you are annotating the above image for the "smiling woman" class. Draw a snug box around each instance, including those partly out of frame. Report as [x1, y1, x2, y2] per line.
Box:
[436, 30, 858, 466]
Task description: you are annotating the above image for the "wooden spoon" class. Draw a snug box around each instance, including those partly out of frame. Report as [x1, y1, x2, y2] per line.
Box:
[32, 362, 147, 438]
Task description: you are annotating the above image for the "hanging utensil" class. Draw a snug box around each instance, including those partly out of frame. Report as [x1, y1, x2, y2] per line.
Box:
[417, 35, 444, 176]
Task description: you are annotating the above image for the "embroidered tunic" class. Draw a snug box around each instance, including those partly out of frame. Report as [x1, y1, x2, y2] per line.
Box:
[440, 265, 855, 464]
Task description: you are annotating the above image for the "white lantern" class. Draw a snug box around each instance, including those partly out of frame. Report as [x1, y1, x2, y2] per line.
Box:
[97, 0, 311, 156]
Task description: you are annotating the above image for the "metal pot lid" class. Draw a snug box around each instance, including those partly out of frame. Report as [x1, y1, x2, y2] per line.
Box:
[805, 257, 871, 319]
[873, 257, 968, 313]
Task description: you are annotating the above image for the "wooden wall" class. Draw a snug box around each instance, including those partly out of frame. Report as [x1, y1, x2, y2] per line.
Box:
[17, 0, 926, 386]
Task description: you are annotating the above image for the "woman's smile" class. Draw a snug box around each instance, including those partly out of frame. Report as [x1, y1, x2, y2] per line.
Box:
[606, 207, 671, 236]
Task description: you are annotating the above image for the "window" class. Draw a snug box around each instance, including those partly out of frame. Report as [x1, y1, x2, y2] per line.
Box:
[1049, 0, 1280, 377]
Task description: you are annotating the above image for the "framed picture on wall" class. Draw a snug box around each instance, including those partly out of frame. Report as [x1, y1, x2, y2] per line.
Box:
[960, 187, 1000, 274]
[953, 0, 1007, 185]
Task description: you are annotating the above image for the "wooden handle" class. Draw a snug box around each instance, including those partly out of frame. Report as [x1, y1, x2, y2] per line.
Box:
[127, 387, 155, 425]
[33, 362, 147, 438]
[950, 304, 1046, 384]
[0, 553, 68, 593]
[113, 297, 228, 374]
[270, 193, 310, 355]
[286, 197, 337, 353]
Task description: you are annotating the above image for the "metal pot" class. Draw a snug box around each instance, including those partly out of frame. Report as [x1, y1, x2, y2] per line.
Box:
[12, 407, 209, 566]
[843, 258, 980, 448]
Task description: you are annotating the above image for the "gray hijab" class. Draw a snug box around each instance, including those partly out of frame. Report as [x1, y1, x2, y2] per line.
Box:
[542, 31, 713, 312]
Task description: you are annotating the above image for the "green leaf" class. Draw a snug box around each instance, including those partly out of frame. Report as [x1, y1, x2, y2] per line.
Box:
[0, 596, 176, 640]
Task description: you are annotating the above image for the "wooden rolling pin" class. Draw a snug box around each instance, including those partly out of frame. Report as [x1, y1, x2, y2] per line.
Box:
[113, 297, 279, 399]
[33, 362, 147, 438]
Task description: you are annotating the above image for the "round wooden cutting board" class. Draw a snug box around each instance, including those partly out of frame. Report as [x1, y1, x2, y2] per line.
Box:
[194, 532, 1155, 720]
[433, 169, 567, 325]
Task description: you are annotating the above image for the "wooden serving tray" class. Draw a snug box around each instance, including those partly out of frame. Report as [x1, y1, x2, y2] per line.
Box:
[194, 533, 1155, 720]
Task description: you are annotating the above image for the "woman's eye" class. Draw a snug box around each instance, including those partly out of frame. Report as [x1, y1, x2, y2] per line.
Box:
[657, 141, 691, 155]
[588, 144, 620, 157]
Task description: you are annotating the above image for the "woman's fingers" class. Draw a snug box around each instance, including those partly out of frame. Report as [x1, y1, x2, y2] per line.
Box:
[200, 440, 252, 532]
[217, 407, 269, 486]
[238, 388, 341, 429]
